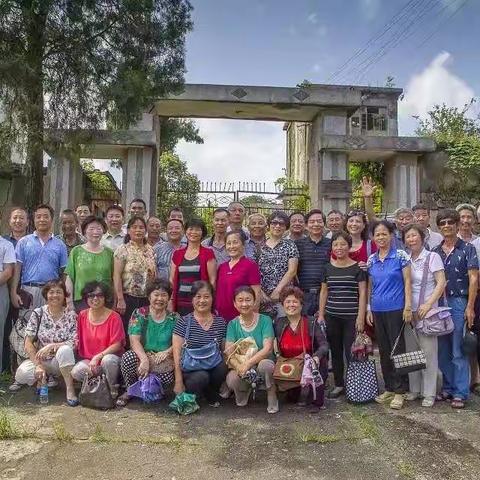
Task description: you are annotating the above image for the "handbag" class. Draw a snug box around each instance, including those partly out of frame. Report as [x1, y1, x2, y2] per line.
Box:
[79, 373, 115, 410]
[147, 351, 174, 374]
[346, 359, 379, 403]
[414, 253, 454, 336]
[181, 316, 223, 372]
[9, 308, 43, 364]
[127, 374, 163, 403]
[462, 324, 478, 356]
[390, 323, 427, 375]
[226, 336, 259, 374]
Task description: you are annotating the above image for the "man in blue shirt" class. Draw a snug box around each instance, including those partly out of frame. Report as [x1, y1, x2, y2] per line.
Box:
[433, 209, 478, 408]
[10, 204, 68, 310]
[3, 207, 28, 248]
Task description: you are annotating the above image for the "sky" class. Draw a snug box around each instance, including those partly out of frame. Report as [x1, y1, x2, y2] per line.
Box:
[174, 0, 480, 187]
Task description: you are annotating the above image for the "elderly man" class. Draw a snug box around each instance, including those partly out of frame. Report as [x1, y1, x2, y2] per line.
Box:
[325, 210, 345, 239]
[75, 204, 91, 226]
[227, 201, 249, 236]
[202, 208, 229, 265]
[154, 219, 184, 281]
[4, 207, 29, 247]
[287, 212, 306, 241]
[57, 209, 84, 255]
[456, 204, 477, 243]
[146, 216, 163, 247]
[102, 205, 126, 252]
[412, 204, 443, 250]
[245, 213, 267, 261]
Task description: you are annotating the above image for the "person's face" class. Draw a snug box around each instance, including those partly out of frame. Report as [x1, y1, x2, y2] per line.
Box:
[346, 215, 365, 236]
[84, 221, 104, 243]
[169, 210, 184, 222]
[307, 213, 324, 237]
[459, 209, 475, 231]
[373, 225, 392, 249]
[404, 228, 423, 252]
[269, 216, 287, 238]
[86, 288, 106, 309]
[192, 287, 213, 313]
[413, 209, 430, 229]
[106, 209, 124, 231]
[147, 218, 162, 238]
[228, 203, 245, 225]
[289, 214, 305, 235]
[128, 219, 146, 242]
[9, 209, 28, 234]
[248, 215, 266, 238]
[149, 289, 170, 311]
[326, 213, 344, 233]
[186, 226, 203, 243]
[34, 208, 53, 232]
[75, 206, 91, 222]
[283, 294, 302, 318]
[332, 237, 350, 259]
[166, 220, 183, 242]
[226, 233, 244, 258]
[60, 214, 77, 236]
[46, 286, 65, 308]
[438, 217, 458, 238]
[234, 291, 256, 316]
[213, 211, 228, 234]
[395, 212, 414, 231]
[129, 201, 146, 218]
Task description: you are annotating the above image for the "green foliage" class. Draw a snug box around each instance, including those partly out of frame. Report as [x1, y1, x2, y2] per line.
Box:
[157, 151, 200, 222]
[274, 177, 310, 212]
[160, 118, 203, 154]
[349, 162, 384, 212]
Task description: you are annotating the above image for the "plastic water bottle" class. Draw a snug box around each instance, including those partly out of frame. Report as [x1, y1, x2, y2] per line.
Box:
[39, 384, 49, 404]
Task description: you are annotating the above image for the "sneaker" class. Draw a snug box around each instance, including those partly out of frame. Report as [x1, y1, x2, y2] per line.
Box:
[390, 394, 405, 410]
[9, 381, 22, 392]
[47, 376, 58, 388]
[405, 392, 420, 401]
[327, 386, 344, 399]
[421, 396, 435, 408]
[375, 391, 395, 404]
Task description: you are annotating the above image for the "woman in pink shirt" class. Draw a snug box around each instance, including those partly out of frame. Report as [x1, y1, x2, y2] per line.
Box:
[71, 281, 125, 397]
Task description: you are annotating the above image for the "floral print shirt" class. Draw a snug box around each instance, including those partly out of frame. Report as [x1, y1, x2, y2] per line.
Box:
[114, 242, 157, 297]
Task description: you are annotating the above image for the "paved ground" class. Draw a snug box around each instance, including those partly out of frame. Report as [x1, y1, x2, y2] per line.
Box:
[1, 377, 480, 480]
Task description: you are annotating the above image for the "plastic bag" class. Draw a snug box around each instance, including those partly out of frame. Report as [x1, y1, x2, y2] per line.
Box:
[127, 374, 163, 403]
[169, 392, 200, 415]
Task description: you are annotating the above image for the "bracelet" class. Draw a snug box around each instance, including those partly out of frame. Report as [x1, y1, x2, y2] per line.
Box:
[367, 304, 371, 312]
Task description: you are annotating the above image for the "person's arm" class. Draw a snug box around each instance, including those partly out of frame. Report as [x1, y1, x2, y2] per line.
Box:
[360, 176, 379, 224]
[270, 257, 298, 301]
[113, 257, 126, 314]
[251, 284, 261, 311]
[366, 277, 374, 326]
[168, 261, 177, 311]
[172, 333, 185, 394]
[402, 265, 413, 323]
[318, 283, 328, 322]
[239, 337, 274, 376]
[89, 342, 123, 368]
[130, 335, 149, 378]
[207, 258, 217, 289]
[0, 263, 13, 286]
[417, 270, 447, 319]
[356, 280, 367, 332]
[65, 275, 75, 311]
[466, 269, 478, 328]
[10, 262, 22, 308]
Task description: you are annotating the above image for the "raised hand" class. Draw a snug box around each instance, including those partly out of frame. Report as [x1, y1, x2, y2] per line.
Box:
[361, 176, 376, 198]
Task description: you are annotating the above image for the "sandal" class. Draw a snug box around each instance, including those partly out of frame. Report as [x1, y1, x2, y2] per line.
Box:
[67, 398, 79, 407]
[116, 393, 130, 407]
[435, 392, 452, 402]
[451, 398, 465, 409]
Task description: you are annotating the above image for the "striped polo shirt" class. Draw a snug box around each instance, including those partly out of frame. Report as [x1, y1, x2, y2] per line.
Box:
[295, 236, 331, 290]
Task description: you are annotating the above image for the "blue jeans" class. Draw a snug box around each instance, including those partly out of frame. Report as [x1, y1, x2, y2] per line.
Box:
[438, 297, 470, 400]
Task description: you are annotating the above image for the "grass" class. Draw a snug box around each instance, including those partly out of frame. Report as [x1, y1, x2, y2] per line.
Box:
[0, 408, 30, 440]
[53, 422, 74, 443]
[90, 424, 110, 443]
[0, 371, 13, 384]
[349, 409, 380, 443]
[397, 460, 416, 479]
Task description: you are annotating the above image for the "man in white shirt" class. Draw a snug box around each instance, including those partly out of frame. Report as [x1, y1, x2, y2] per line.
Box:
[412, 204, 443, 250]
[102, 205, 126, 252]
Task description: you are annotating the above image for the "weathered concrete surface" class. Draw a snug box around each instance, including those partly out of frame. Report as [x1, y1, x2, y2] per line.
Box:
[1, 380, 480, 480]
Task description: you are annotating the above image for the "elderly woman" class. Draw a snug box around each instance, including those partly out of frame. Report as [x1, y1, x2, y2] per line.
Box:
[274, 286, 329, 410]
[116, 279, 179, 407]
[114, 216, 157, 336]
[216, 230, 261, 322]
[403, 224, 446, 408]
[172, 281, 227, 406]
[14, 280, 78, 406]
[170, 218, 216, 316]
[367, 220, 412, 410]
[71, 281, 125, 397]
[258, 211, 299, 319]
[225, 286, 277, 413]
[66, 216, 113, 313]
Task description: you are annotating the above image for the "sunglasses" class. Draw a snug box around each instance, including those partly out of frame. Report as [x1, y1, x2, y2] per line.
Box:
[86, 292, 105, 299]
[270, 220, 286, 226]
[438, 219, 456, 227]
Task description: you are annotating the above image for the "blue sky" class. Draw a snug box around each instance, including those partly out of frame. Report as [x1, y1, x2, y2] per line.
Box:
[175, 0, 479, 186]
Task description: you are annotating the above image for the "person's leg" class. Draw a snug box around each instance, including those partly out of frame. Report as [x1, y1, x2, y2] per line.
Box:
[206, 362, 228, 403]
[120, 350, 140, 388]
[419, 333, 438, 400]
[438, 329, 453, 397]
[54, 345, 77, 401]
[71, 360, 90, 382]
[373, 311, 395, 393]
[100, 354, 121, 394]
[14, 359, 36, 386]
[325, 314, 345, 388]
[384, 310, 408, 394]
[183, 370, 210, 398]
[226, 369, 250, 406]
[406, 326, 422, 396]
[258, 359, 278, 412]
[2, 303, 18, 374]
[302, 291, 319, 317]
[342, 316, 356, 368]
[0, 285, 10, 373]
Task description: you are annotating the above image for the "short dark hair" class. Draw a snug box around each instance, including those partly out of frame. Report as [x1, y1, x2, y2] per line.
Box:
[402, 224, 426, 243]
[372, 220, 395, 235]
[42, 279, 69, 301]
[124, 216, 148, 244]
[279, 285, 304, 305]
[268, 210, 290, 229]
[81, 215, 107, 236]
[81, 281, 113, 307]
[185, 217, 208, 239]
[327, 209, 344, 218]
[169, 206, 183, 215]
[166, 218, 184, 228]
[228, 201, 245, 211]
[436, 209, 460, 227]
[213, 208, 229, 217]
[146, 279, 172, 299]
[412, 204, 429, 213]
[9, 207, 28, 220]
[331, 231, 353, 248]
[130, 198, 146, 208]
[75, 203, 90, 210]
[106, 205, 125, 216]
[305, 209, 326, 223]
[60, 209, 78, 222]
[225, 229, 247, 244]
[234, 285, 256, 300]
[34, 204, 54, 219]
[191, 280, 214, 298]
[289, 211, 305, 221]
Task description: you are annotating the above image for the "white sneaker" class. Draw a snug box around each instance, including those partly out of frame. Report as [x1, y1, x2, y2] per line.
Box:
[421, 396, 435, 408]
[404, 392, 420, 401]
[9, 381, 22, 392]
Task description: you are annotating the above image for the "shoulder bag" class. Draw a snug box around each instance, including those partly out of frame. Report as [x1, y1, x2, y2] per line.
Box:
[391, 323, 426, 375]
[226, 336, 259, 374]
[79, 373, 115, 410]
[9, 307, 43, 364]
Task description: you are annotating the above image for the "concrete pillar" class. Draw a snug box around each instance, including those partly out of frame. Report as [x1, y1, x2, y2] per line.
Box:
[383, 153, 419, 212]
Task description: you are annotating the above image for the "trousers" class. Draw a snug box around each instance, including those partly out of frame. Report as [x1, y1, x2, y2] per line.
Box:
[120, 350, 174, 388]
[71, 354, 121, 388]
[183, 362, 228, 402]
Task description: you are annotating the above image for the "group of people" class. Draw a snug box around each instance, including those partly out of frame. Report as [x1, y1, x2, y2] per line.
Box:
[1, 177, 480, 413]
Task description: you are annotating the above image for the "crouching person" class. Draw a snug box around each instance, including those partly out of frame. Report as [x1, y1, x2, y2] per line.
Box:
[117, 279, 178, 407]
[14, 280, 78, 406]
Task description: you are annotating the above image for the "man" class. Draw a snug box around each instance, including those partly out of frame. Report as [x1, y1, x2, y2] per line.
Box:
[10, 204, 68, 311]
[227, 201, 249, 235]
[4, 207, 29, 247]
[202, 208, 229, 265]
[101, 205, 126, 252]
[56, 209, 84, 255]
[287, 212, 306, 241]
[433, 209, 478, 408]
[245, 213, 267, 261]
[154, 219, 184, 281]
[168, 207, 184, 222]
[75, 204, 91, 226]
[146, 216, 163, 247]
[456, 204, 477, 243]
[325, 210, 345, 239]
[412, 204, 443, 250]
[295, 209, 331, 315]
[129, 198, 147, 220]
[0, 236, 15, 373]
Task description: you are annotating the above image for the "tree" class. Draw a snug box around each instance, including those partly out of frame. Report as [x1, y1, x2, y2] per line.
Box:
[0, 0, 193, 211]
[160, 118, 203, 154]
[157, 151, 199, 222]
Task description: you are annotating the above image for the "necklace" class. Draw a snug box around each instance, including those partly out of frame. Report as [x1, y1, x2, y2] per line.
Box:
[240, 314, 258, 330]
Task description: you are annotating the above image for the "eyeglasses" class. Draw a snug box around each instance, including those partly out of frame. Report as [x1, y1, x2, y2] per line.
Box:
[270, 220, 286, 226]
[86, 292, 105, 299]
[438, 219, 456, 227]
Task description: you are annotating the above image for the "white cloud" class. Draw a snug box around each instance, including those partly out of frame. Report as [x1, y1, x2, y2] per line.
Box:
[399, 51, 476, 134]
[307, 13, 318, 24]
[359, 0, 381, 20]
[176, 119, 286, 186]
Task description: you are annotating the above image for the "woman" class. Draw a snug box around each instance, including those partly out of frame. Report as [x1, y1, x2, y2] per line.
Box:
[14, 280, 78, 405]
[367, 220, 412, 410]
[258, 211, 299, 319]
[274, 286, 329, 410]
[403, 224, 446, 408]
[117, 279, 179, 407]
[66, 216, 113, 312]
[172, 281, 227, 405]
[170, 218, 216, 316]
[71, 281, 125, 396]
[224, 286, 278, 413]
[114, 216, 157, 335]
[319, 232, 367, 398]
[216, 230, 261, 322]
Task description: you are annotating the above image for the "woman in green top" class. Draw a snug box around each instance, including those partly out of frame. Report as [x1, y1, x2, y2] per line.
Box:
[65, 216, 113, 312]
[117, 279, 178, 407]
[224, 286, 278, 413]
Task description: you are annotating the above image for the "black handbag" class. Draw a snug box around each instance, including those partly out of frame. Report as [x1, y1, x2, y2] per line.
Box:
[391, 323, 427, 375]
[79, 374, 114, 410]
[462, 324, 477, 356]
